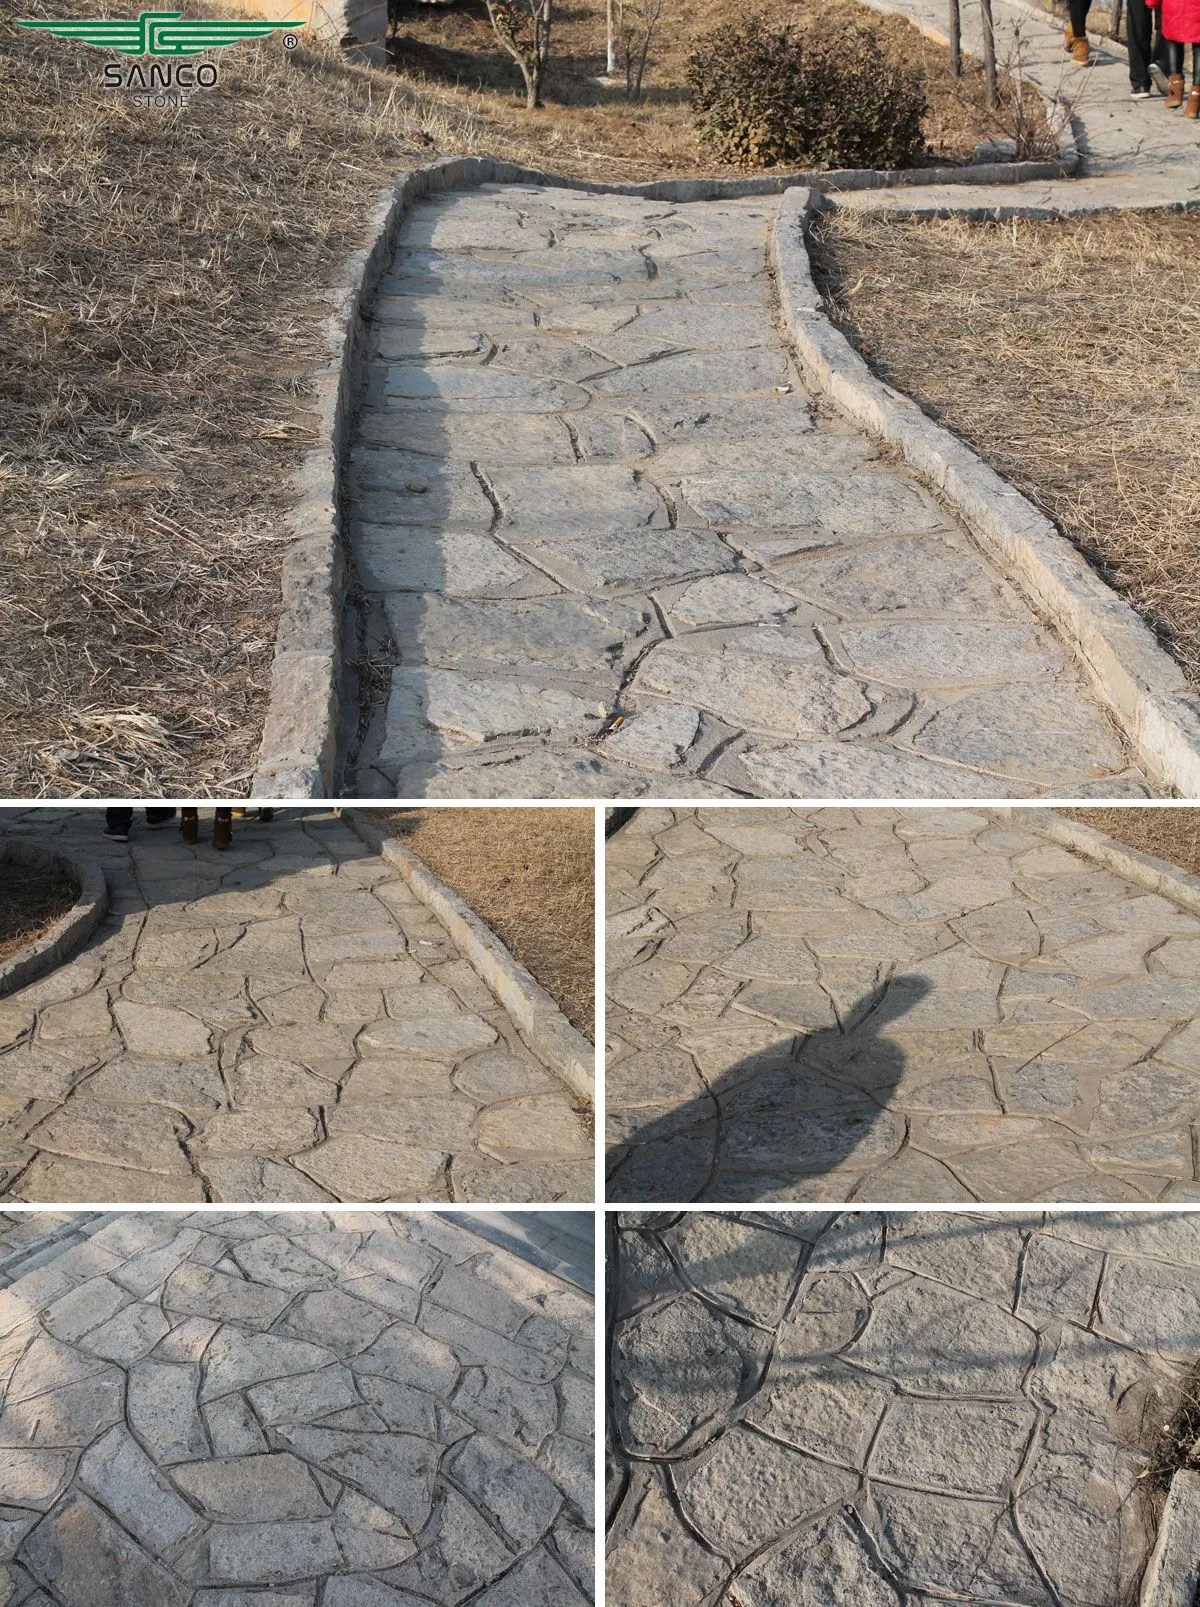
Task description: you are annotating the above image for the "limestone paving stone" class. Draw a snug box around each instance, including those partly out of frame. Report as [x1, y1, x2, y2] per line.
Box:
[0, 809, 589, 1203]
[349, 186, 1149, 798]
[0, 1210, 593, 1604]
[607, 1210, 1200, 1605]
[608, 807, 1200, 1203]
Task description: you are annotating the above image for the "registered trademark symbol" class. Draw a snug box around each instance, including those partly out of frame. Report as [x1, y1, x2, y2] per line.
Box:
[283, 32, 298, 48]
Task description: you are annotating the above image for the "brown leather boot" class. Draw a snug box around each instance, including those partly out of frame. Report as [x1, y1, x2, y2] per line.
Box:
[1186, 85, 1200, 118]
[1064, 23, 1077, 50]
[1167, 72, 1186, 107]
[1071, 37, 1090, 64]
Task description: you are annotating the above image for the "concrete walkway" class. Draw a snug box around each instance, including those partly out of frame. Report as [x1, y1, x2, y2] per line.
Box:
[607, 1209, 1192, 1606]
[0, 1209, 594, 1605]
[448, 1210, 596, 1293]
[606, 807, 1200, 1203]
[0, 809, 591, 1204]
[344, 184, 1152, 800]
[848, 0, 1200, 215]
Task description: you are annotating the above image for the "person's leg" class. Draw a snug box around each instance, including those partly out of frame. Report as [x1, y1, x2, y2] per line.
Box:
[1187, 42, 1200, 114]
[144, 807, 176, 828]
[1126, 0, 1154, 89]
[213, 807, 233, 851]
[1167, 37, 1187, 103]
[180, 808, 199, 843]
[1067, 0, 1093, 58]
[104, 807, 133, 841]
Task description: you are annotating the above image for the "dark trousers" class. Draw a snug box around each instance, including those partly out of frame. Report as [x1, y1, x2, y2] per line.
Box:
[1068, 0, 1092, 35]
[1128, 0, 1168, 86]
[105, 807, 176, 832]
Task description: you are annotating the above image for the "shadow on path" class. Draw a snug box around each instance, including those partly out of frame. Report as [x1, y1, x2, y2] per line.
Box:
[607, 975, 933, 1203]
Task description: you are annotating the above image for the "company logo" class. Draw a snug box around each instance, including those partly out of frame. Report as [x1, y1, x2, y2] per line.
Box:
[15, 9, 300, 55]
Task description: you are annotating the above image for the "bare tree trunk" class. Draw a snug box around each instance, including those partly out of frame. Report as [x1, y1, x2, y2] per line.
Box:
[949, 0, 962, 74]
[607, 0, 617, 74]
[980, 0, 997, 107]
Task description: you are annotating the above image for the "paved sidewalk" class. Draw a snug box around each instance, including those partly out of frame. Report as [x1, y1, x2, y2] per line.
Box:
[345, 184, 1151, 801]
[0, 1209, 594, 1604]
[607, 1209, 1190, 1606]
[847, 0, 1200, 214]
[606, 807, 1200, 1203]
[0, 809, 591, 1203]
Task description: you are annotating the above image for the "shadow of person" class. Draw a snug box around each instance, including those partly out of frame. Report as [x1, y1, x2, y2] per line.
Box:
[607, 974, 934, 1204]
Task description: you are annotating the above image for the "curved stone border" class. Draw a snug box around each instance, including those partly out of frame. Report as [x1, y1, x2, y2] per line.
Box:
[992, 805, 1200, 913]
[345, 808, 595, 1102]
[1140, 1468, 1200, 1605]
[772, 185, 1200, 796]
[252, 138, 1082, 800]
[0, 839, 107, 998]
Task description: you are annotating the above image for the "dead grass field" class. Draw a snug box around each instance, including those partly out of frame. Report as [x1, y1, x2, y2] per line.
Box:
[811, 210, 1200, 699]
[1061, 808, 1200, 877]
[387, 806, 595, 1036]
[0, 862, 79, 966]
[387, 0, 1049, 177]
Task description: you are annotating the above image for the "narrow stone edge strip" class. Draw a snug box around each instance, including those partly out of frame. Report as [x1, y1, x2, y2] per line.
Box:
[1138, 1466, 1200, 1605]
[251, 144, 1083, 800]
[991, 806, 1200, 915]
[772, 185, 1200, 797]
[0, 839, 108, 999]
[438, 1211, 594, 1293]
[344, 808, 595, 1104]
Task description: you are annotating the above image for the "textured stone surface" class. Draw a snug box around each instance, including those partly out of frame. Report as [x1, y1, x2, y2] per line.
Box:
[0, 1210, 593, 1604]
[607, 806, 1200, 1202]
[606, 1211, 1197, 1605]
[0, 808, 589, 1203]
[346, 185, 1148, 799]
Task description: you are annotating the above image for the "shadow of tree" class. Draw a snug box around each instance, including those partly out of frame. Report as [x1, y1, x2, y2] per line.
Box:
[607, 976, 933, 1203]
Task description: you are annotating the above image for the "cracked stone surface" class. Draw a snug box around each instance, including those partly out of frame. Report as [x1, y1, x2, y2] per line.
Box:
[0, 809, 591, 1204]
[606, 807, 1200, 1203]
[605, 1209, 1200, 1606]
[0, 1208, 593, 1605]
[344, 183, 1150, 801]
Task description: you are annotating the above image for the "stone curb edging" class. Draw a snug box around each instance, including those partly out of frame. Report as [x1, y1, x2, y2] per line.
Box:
[439, 1211, 594, 1293]
[251, 137, 1084, 800]
[0, 840, 108, 999]
[344, 809, 595, 1103]
[1138, 1467, 1200, 1605]
[991, 807, 1200, 914]
[772, 185, 1200, 797]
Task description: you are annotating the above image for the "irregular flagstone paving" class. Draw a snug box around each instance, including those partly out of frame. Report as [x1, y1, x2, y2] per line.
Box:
[344, 182, 1152, 801]
[0, 809, 591, 1204]
[606, 807, 1200, 1204]
[605, 1209, 1197, 1607]
[0, 1208, 594, 1605]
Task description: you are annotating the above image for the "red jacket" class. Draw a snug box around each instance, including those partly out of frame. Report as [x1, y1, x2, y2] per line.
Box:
[1150, 0, 1200, 43]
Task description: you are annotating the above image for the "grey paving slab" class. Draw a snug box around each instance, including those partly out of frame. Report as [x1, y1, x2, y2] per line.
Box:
[0, 809, 591, 1204]
[449, 1211, 595, 1293]
[344, 185, 1150, 800]
[606, 807, 1200, 1203]
[0, 1209, 594, 1604]
[605, 1209, 1197, 1606]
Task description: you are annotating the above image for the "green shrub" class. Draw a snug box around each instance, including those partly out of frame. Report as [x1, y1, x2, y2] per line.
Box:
[687, 10, 928, 171]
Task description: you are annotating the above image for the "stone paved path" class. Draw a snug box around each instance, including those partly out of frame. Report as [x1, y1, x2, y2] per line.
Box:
[852, 0, 1200, 215]
[0, 1208, 594, 1605]
[606, 807, 1200, 1203]
[0, 809, 591, 1204]
[345, 184, 1151, 801]
[605, 1209, 1200, 1607]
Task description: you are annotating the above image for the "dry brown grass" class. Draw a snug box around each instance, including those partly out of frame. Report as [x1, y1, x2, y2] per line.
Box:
[0, 861, 79, 965]
[1060, 808, 1200, 876]
[387, 806, 595, 1036]
[0, 4, 461, 797]
[810, 210, 1200, 697]
[386, 0, 1049, 178]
